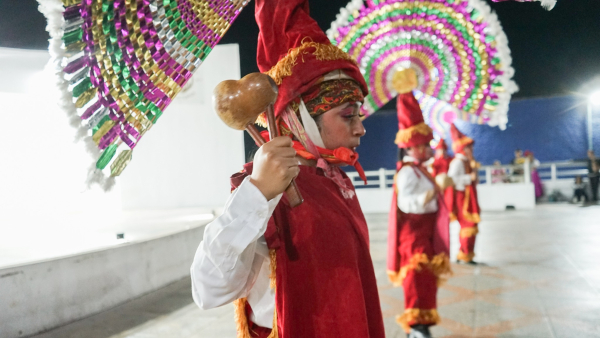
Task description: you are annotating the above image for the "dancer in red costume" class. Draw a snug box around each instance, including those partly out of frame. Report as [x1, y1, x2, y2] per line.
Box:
[190, 1, 386, 337]
[431, 139, 455, 214]
[388, 92, 452, 338]
[448, 124, 481, 264]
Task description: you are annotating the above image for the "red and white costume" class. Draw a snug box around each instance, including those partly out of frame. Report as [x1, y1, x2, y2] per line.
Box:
[191, 0, 385, 337]
[448, 124, 481, 263]
[388, 93, 451, 333]
[431, 139, 454, 214]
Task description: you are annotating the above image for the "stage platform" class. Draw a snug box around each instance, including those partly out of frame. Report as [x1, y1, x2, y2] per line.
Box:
[0, 208, 215, 338]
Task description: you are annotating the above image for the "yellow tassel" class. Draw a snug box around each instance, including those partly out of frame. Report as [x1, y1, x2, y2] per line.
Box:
[265, 38, 358, 86]
[396, 309, 440, 333]
[459, 226, 479, 239]
[255, 113, 268, 128]
[394, 122, 433, 145]
[233, 298, 252, 338]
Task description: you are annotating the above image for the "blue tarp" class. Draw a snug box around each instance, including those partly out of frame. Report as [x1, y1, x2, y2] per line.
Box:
[353, 95, 600, 171]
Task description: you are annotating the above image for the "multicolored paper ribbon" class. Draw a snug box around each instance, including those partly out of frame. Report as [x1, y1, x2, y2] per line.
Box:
[37, 0, 248, 189]
[327, 0, 518, 130]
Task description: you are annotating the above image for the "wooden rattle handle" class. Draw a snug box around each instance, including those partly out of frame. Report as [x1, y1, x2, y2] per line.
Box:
[245, 123, 304, 207]
[266, 104, 304, 208]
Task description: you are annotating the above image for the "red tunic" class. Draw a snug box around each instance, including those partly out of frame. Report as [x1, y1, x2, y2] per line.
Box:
[231, 164, 385, 338]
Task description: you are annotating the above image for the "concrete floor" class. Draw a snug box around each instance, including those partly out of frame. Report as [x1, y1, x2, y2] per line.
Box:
[30, 204, 600, 338]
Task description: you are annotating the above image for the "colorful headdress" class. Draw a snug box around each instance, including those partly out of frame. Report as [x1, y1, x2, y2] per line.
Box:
[395, 92, 433, 148]
[328, 0, 518, 130]
[255, 0, 367, 120]
[36, 0, 249, 189]
[450, 123, 474, 153]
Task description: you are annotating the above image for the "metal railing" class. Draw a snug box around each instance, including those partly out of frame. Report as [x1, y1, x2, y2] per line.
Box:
[346, 160, 589, 189]
[479, 161, 588, 185]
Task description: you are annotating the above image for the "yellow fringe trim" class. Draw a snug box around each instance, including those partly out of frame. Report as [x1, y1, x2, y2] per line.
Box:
[457, 251, 475, 262]
[430, 253, 453, 286]
[394, 122, 433, 145]
[234, 298, 252, 338]
[388, 253, 452, 287]
[232, 250, 279, 338]
[462, 187, 481, 224]
[267, 307, 279, 338]
[460, 226, 479, 239]
[396, 309, 440, 333]
[449, 212, 457, 222]
[265, 38, 358, 86]
[266, 249, 279, 338]
[269, 249, 277, 290]
[452, 136, 474, 152]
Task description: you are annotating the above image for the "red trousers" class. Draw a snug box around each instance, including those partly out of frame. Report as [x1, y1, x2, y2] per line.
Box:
[397, 212, 441, 331]
[455, 190, 479, 262]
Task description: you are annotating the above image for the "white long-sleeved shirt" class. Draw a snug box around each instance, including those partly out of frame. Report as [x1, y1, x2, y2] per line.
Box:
[448, 153, 473, 191]
[190, 177, 281, 328]
[396, 156, 438, 214]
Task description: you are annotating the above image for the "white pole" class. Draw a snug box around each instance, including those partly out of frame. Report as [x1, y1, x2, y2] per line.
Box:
[524, 159, 531, 183]
[551, 164, 557, 182]
[486, 167, 492, 185]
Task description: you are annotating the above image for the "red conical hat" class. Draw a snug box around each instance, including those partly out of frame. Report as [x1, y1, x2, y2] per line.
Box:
[435, 139, 448, 151]
[450, 123, 474, 153]
[395, 92, 433, 148]
[255, 0, 367, 118]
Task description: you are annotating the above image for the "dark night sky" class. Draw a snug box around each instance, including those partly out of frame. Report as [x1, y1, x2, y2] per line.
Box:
[1, 0, 599, 100]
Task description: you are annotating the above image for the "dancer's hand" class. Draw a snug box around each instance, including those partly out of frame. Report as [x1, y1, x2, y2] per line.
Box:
[470, 172, 478, 182]
[251, 136, 300, 201]
[423, 190, 436, 205]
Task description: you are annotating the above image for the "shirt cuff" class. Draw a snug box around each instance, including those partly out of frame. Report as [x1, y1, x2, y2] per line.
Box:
[240, 177, 283, 216]
[226, 177, 282, 239]
[462, 174, 473, 185]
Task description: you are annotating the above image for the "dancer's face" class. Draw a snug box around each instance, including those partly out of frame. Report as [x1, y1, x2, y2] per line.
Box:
[317, 102, 366, 151]
[463, 145, 474, 159]
[408, 143, 432, 163]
